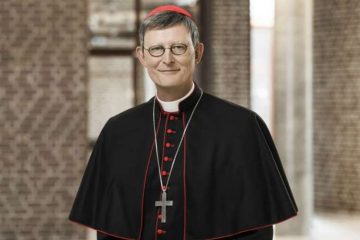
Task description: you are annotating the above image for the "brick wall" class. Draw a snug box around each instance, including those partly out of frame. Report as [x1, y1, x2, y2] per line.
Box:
[313, 0, 360, 212]
[0, 1, 87, 239]
[201, 0, 250, 107]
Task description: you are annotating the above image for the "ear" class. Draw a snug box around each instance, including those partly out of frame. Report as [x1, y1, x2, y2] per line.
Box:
[136, 46, 147, 67]
[195, 43, 204, 65]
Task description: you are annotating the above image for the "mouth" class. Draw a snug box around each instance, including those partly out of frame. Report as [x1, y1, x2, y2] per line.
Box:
[158, 69, 180, 73]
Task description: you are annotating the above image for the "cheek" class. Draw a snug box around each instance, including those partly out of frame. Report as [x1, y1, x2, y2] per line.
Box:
[144, 57, 160, 69]
[146, 68, 159, 81]
[179, 54, 195, 67]
[147, 68, 157, 76]
[182, 58, 196, 72]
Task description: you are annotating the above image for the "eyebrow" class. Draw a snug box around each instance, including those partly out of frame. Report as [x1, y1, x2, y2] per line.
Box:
[146, 42, 188, 47]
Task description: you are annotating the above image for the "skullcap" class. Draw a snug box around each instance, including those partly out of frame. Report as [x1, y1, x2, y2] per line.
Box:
[145, 5, 192, 19]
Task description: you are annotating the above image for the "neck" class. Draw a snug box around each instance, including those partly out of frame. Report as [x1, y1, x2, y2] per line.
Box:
[156, 82, 195, 112]
[156, 82, 194, 102]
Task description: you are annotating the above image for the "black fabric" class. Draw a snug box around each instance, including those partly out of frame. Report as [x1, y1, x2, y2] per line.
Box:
[97, 226, 273, 240]
[141, 110, 186, 239]
[224, 226, 273, 240]
[69, 85, 297, 240]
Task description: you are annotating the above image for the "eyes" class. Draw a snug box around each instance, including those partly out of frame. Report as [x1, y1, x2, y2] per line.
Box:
[144, 43, 188, 57]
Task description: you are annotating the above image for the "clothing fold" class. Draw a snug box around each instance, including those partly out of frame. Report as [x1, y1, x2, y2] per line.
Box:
[69, 85, 297, 240]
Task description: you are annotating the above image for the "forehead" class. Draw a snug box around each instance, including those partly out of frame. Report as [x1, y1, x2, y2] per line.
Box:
[144, 24, 192, 46]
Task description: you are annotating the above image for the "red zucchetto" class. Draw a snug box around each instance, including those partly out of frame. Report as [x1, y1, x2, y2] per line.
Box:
[145, 5, 192, 19]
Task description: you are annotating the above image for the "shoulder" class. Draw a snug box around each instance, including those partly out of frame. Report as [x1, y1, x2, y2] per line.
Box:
[194, 93, 267, 141]
[200, 92, 272, 141]
[201, 92, 258, 122]
[109, 99, 152, 122]
[103, 99, 153, 132]
[199, 92, 270, 137]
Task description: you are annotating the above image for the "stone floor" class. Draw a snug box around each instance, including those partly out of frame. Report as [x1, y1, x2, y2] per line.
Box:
[275, 213, 360, 240]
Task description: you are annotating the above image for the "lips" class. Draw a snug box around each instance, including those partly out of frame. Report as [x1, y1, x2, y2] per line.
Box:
[158, 69, 180, 72]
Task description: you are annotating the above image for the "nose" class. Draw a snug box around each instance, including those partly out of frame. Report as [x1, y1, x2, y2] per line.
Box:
[162, 48, 175, 64]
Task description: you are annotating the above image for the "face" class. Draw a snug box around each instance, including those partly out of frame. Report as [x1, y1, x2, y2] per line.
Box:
[136, 24, 204, 92]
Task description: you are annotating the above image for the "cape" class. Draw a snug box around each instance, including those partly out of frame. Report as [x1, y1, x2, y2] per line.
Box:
[69, 85, 298, 239]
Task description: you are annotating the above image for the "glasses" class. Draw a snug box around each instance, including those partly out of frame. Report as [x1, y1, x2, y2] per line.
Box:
[143, 43, 188, 57]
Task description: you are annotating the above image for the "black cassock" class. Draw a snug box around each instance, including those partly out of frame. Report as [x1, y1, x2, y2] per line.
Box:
[69, 85, 298, 240]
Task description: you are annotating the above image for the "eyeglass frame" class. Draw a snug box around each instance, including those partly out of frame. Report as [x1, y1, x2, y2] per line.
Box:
[143, 43, 189, 57]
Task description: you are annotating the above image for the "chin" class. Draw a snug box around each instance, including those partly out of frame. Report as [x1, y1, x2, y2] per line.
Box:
[156, 83, 182, 90]
[155, 79, 184, 88]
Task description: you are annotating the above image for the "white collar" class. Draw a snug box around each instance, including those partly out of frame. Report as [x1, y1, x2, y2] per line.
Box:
[156, 83, 195, 112]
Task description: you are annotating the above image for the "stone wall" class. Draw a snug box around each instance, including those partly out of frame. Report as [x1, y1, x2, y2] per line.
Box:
[201, 0, 250, 107]
[0, 1, 88, 239]
[313, 0, 360, 212]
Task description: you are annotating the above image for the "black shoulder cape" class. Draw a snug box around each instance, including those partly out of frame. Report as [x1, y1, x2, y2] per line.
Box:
[69, 86, 298, 239]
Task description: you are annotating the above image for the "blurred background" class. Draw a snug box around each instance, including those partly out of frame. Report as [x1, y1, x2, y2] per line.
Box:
[0, 0, 359, 239]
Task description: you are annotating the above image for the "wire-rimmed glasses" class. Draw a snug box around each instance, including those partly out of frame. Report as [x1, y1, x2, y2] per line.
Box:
[143, 43, 188, 57]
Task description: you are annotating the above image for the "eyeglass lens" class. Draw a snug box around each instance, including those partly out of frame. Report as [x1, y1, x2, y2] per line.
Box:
[148, 44, 187, 57]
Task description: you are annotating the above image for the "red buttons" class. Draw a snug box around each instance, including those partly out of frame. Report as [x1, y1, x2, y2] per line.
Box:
[157, 229, 166, 235]
[161, 171, 168, 176]
[169, 115, 179, 121]
[166, 129, 176, 134]
[165, 142, 173, 148]
[164, 156, 172, 162]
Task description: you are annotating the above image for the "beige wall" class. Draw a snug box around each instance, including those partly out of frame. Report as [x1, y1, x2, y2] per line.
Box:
[0, 1, 88, 239]
[313, 0, 360, 212]
[201, 0, 251, 107]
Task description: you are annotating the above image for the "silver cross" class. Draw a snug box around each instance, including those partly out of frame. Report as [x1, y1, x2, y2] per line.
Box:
[155, 191, 173, 223]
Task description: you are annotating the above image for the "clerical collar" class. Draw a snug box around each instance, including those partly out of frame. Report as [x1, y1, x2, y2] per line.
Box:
[156, 83, 195, 113]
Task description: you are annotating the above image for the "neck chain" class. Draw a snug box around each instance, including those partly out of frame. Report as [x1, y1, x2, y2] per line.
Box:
[152, 89, 203, 223]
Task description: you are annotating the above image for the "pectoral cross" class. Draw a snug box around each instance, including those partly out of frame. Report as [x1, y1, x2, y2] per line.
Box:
[155, 191, 173, 223]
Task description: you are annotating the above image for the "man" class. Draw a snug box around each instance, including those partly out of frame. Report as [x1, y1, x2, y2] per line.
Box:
[69, 5, 298, 240]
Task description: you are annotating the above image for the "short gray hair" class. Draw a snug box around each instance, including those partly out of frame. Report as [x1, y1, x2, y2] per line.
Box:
[139, 11, 200, 48]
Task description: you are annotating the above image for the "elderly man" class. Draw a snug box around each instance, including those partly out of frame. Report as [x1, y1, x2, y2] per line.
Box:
[69, 5, 298, 240]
